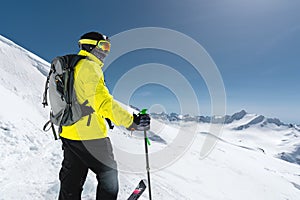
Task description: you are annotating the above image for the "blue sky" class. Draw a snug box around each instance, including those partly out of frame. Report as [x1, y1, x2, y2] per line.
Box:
[1, 0, 299, 123]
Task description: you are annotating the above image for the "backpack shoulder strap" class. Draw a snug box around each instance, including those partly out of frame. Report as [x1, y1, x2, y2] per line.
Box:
[60, 55, 86, 105]
[61, 54, 86, 69]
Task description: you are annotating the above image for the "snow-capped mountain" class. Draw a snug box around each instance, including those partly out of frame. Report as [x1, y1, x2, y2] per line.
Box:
[151, 109, 297, 129]
[1, 35, 300, 200]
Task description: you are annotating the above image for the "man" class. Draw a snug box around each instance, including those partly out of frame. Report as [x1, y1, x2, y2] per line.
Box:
[58, 32, 150, 200]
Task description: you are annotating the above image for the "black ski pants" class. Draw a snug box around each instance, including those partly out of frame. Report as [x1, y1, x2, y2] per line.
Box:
[58, 137, 119, 200]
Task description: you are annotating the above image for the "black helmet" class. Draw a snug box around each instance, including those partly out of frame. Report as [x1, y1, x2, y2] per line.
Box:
[78, 31, 109, 52]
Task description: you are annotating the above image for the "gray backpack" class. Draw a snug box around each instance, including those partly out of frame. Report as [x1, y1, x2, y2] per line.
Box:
[42, 54, 94, 139]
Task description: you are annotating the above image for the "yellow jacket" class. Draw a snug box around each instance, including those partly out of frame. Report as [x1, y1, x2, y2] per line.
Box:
[60, 50, 133, 140]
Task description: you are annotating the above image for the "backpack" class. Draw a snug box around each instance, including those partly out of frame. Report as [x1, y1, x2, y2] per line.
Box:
[42, 54, 94, 139]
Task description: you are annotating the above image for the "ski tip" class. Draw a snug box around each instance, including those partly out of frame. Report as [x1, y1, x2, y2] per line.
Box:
[141, 179, 148, 186]
[127, 179, 148, 200]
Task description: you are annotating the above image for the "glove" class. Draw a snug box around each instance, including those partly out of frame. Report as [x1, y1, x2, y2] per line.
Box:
[127, 113, 151, 131]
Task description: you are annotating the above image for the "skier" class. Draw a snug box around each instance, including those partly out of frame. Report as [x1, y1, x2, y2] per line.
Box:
[58, 31, 150, 200]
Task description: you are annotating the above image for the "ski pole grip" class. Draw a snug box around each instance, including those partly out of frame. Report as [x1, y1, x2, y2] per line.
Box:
[140, 109, 151, 145]
[146, 137, 151, 146]
[140, 109, 147, 115]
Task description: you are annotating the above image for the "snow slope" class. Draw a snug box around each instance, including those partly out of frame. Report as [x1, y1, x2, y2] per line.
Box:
[152, 110, 300, 166]
[0, 35, 300, 200]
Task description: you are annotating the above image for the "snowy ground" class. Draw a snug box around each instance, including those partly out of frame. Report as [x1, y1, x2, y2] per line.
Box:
[0, 35, 300, 200]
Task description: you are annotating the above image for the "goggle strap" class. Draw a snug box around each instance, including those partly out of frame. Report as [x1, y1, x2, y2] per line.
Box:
[78, 39, 98, 46]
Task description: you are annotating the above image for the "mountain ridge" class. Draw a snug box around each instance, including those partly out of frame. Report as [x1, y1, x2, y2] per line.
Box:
[150, 109, 299, 130]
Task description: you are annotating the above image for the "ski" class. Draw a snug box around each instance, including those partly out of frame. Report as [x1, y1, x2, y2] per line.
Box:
[127, 179, 147, 200]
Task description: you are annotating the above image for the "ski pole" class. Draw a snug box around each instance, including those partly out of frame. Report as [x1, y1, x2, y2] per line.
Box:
[140, 109, 152, 200]
[144, 129, 152, 200]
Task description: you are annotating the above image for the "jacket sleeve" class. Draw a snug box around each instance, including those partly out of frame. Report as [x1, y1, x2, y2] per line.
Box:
[83, 64, 133, 128]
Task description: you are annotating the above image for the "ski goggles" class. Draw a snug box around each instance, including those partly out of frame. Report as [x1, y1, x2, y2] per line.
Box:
[78, 39, 111, 52]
